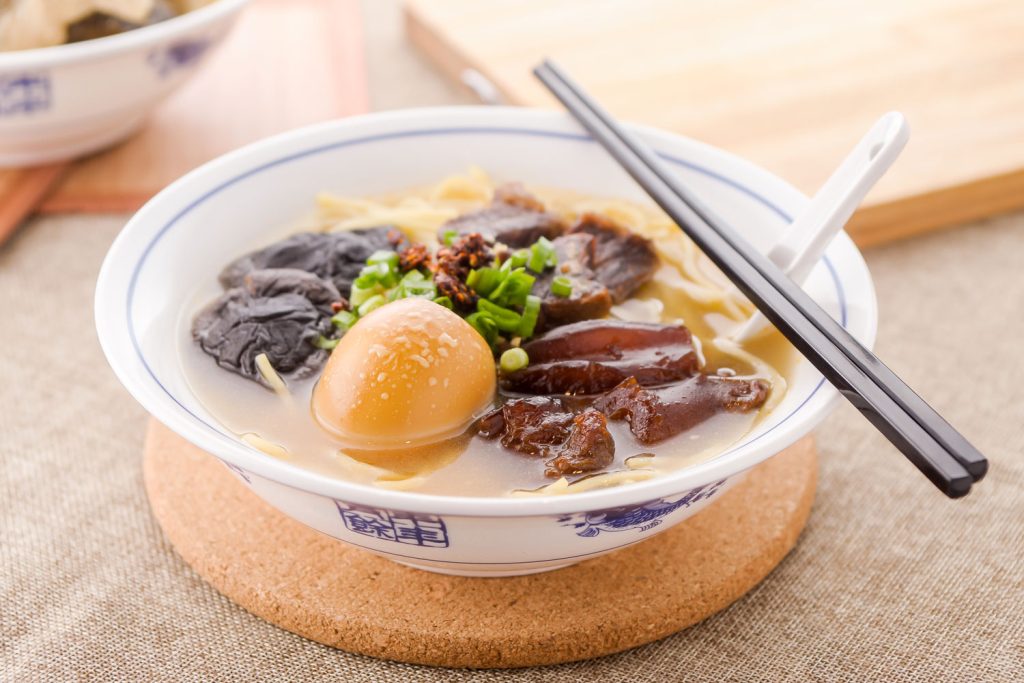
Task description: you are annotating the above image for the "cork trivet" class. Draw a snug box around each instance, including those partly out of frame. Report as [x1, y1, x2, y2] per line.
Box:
[144, 419, 817, 668]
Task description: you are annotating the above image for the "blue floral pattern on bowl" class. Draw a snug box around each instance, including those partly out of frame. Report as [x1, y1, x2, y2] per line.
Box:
[148, 39, 212, 78]
[558, 479, 728, 537]
[336, 502, 449, 548]
[0, 73, 51, 117]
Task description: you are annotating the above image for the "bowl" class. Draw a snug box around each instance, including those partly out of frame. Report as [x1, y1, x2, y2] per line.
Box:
[95, 107, 878, 576]
[0, 0, 249, 167]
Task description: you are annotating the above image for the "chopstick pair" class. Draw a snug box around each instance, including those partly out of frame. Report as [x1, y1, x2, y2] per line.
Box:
[534, 59, 986, 498]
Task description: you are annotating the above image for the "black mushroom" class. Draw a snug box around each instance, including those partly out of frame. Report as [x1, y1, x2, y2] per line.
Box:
[192, 269, 343, 388]
[438, 183, 567, 247]
[218, 228, 397, 298]
[594, 375, 771, 444]
[501, 320, 701, 395]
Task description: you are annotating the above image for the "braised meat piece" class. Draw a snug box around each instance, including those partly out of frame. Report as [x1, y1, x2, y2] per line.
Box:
[477, 398, 615, 477]
[439, 183, 566, 247]
[478, 396, 575, 456]
[193, 269, 342, 388]
[219, 228, 395, 298]
[568, 213, 658, 302]
[502, 320, 700, 395]
[545, 409, 615, 477]
[595, 375, 771, 444]
[533, 233, 613, 329]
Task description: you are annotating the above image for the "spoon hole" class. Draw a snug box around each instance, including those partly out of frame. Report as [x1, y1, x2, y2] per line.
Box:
[869, 141, 884, 160]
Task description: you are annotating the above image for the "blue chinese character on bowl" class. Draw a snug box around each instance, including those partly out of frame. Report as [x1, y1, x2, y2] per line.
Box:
[148, 38, 212, 79]
[0, 73, 51, 117]
[336, 502, 449, 548]
[558, 479, 727, 537]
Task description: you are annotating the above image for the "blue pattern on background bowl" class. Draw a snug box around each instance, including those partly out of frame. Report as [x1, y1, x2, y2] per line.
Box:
[95, 107, 877, 576]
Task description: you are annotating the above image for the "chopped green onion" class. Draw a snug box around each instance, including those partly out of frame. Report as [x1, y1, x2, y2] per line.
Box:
[477, 299, 522, 333]
[357, 294, 387, 317]
[466, 267, 504, 296]
[488, 268, 535, 308]
[313, 335, 340, 350]
[516, 294, 541, 338]
[367, 250, 399, 269]
[551, 276, 573, 298]
[526, 237, 557, 273]
[432, 296, 453, 310]
[500, 347, 529, 373]
[465, 312, 498, 346]
[509, 249, 530, 269]
[331, 310, 358, 331]
[349, 283, 379, 307]
[401, 269, 426, 283]
[442, 229, 459, 246]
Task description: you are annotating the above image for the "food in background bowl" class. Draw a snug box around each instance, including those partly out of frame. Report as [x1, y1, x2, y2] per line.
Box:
[0, 0, 247, 166]
[184, 170, 794, 497]
[0, 0, 217, 51]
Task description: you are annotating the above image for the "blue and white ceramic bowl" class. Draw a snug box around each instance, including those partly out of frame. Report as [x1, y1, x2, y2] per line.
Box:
[0, 0, 249, 166]
[95, 107, 877, 576]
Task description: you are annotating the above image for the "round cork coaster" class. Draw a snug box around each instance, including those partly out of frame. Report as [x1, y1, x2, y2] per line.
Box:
[143, 419, 817, 668]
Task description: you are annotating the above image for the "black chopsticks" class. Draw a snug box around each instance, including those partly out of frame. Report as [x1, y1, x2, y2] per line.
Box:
[534, 59, 986, 498]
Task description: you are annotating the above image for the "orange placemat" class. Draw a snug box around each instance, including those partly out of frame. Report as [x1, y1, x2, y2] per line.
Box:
[36, 0, 368, 214]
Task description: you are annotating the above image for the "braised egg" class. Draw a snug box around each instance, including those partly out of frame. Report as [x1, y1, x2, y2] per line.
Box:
[312, 298, 496, 450]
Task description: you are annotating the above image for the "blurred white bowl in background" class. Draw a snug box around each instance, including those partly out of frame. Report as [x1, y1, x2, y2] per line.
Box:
[0, 0, 249, 167]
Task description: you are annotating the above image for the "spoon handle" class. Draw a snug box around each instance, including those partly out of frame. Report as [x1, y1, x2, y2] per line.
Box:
[733, 113, 908, 342]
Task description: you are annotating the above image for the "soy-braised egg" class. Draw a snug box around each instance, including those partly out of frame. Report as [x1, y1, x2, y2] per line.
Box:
[312, 298, 496, 450]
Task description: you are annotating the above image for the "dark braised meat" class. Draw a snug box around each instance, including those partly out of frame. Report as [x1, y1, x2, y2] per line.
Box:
[595, 375, 771, 444]
[219, 228, 396, 298]
[479, 396, 574, 456]
[477, 398, 615, 477]
[439, 183, 566, 247]
[502, 320, 700, 395]
[533, 233, 613, 329]
[568, 213, 658, 302]
[545, 409, 615, 476]
[192, 269, 341, 388]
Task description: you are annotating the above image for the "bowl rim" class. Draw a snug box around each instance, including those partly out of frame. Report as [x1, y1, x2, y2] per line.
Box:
[0, 0, 251, 68]
[95, 106, 877, 517]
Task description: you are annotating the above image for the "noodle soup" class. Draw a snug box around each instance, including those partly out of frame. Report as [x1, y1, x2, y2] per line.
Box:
[183, 169, 795, 497]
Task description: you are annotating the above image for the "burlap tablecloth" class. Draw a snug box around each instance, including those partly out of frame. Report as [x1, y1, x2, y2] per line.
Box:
[2, 2, 1022, 680]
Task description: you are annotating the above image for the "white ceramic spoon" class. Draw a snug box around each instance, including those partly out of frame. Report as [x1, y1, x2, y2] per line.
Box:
[732, 111, 909, 343]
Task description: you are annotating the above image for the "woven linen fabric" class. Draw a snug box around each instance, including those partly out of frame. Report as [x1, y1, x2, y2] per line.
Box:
[2, 1, 1023, 679]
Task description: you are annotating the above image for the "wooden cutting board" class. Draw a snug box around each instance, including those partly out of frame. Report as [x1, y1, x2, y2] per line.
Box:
[404, 0, 1024, 246]
[6, 0, 367, 215]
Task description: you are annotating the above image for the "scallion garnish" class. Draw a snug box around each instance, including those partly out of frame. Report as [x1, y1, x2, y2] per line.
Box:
[313, 335, 340, 350]
[477, 299, 522, 333]
[349, 282, 379, 307]
[357, 294, 387, 317]
[331, 310, 358, 331]
[466, 267, 504, 296]
[517, 295, 541, 338]
[367, 250, 400, 269]
[526, 236, 558, 273]
[488, 268, 535, 308]
[432, 296, 453, 309]
[551, 275, 573, 298]
[500, 347, 529, 373]
[442, 229, 459, 246]
[465, 312, 499, 345]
